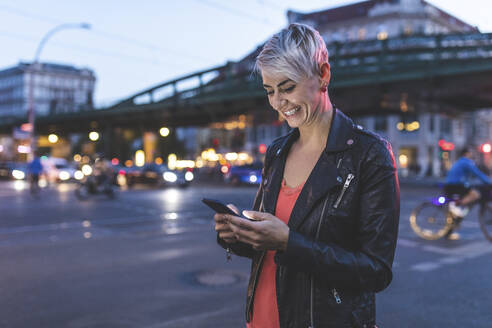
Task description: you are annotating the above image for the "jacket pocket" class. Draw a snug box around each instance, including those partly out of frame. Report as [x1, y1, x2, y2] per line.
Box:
[350, 293, 376, 328]
[351, 310, 375, 328]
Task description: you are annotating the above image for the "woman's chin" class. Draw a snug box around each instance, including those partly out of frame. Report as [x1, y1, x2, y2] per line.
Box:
[285, 121, 299, 128]
[284, 115, 303, 128]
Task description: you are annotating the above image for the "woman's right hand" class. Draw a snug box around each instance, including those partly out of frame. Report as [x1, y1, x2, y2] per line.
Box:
[214, 204, 240, 244]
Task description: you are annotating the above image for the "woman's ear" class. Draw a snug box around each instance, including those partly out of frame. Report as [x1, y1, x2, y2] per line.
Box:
[320, 62, 331, 85]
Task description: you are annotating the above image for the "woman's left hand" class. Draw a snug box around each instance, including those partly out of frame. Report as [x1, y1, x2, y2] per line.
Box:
[228, 211, 290, 251]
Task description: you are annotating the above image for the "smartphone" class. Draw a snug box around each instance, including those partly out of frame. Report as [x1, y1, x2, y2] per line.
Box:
[202, 198, 253, 221]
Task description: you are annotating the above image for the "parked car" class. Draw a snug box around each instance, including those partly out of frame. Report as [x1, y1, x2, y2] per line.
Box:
[109, 164, 138, 187]
[224, 162, 262, 185]
[43, 157, 77, 183]
[0, 162, 28, 180]
[0, 162, 14, 180]
[126, 164, 193, 188]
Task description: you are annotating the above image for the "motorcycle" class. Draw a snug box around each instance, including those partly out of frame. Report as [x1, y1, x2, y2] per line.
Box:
[75, 173, 117, 200]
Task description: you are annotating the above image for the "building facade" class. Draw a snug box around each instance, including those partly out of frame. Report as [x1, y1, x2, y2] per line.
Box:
[240, 0, 488, 177]
[288, 0, 478, 43]
[0, 62, 96, 119]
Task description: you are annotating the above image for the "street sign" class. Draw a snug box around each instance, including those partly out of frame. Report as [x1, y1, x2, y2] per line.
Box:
[13, 127, 30, 140]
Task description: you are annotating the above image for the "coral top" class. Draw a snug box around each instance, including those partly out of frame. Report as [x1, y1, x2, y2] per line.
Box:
[247, 179, 305, 328]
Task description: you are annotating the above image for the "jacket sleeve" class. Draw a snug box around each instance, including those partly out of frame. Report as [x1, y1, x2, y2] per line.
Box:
[466, 161, 492, 184]
[275, 140, 400, 293]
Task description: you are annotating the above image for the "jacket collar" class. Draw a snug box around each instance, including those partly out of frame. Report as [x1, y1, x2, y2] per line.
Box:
[263, 108, 359, 231]
[274, 108, 358, 158]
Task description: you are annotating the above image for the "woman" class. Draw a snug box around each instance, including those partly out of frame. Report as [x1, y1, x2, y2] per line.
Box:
[214, 23, 399, 328]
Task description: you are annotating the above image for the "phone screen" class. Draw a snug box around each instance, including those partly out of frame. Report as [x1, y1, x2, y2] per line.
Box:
[202, 198, 253, 221]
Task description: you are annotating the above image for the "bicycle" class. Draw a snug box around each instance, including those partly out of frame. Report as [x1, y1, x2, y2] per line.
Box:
[409, 185, 492, 242]
[29, 173, 41, 198]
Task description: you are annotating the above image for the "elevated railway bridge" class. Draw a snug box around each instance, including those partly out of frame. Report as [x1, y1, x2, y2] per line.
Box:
[1, 32, 492, 156]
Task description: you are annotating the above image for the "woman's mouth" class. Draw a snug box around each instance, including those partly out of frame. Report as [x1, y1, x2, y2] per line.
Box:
[283, 106, 300, 117]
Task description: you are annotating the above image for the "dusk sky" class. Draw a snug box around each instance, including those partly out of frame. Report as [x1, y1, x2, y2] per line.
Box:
[1, 0, 490, 107]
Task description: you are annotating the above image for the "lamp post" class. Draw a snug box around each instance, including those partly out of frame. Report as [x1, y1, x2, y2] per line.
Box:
[27, 23, 91, 160]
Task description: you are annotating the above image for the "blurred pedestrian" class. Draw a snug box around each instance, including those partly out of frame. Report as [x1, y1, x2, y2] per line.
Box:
[93, 157, 112, 186]
[214, 23, 399, 328]
[28, 152, 43, 196]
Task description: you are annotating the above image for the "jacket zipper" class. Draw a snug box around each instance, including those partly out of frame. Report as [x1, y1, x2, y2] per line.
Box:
[310, 197, 329, 328]
[333, 173, 354, 209]
[332, 288, 342, 304]
[331, 169, 347, 305]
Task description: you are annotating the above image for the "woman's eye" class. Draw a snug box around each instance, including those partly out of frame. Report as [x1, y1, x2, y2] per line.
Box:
[283, 85, 296, 93]
[266, 90, 274, 96]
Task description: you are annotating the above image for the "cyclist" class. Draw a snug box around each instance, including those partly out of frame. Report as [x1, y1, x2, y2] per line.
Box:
[93, 158, 112, 186]
[444, 146, 492, 239]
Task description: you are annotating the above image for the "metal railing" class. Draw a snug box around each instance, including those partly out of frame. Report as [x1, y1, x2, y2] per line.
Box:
[2, 31, 491, 131]
[107, 32, 492, 111]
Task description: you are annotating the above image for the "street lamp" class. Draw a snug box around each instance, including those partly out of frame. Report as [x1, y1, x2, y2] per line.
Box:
[48, 134, 58, 143]
[89, 131, 99, 141]
[27, 22, 91, 160]
[159, 127, 170, 137]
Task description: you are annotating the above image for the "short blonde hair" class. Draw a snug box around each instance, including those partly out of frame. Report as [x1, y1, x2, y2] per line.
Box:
[255, 23, 329, 82]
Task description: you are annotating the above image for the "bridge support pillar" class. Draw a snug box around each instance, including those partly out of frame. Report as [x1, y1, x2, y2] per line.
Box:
[143, 131, 157, 164]
[104, 125, 112, 159]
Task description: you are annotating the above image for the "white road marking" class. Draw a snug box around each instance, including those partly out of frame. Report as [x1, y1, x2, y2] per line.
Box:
[397, 238, 418, 247]
[411, 262, 441, 272]
[410, 241, 492, 272]
[0, 211, 210, 236]
[421, 245, 456, 255]
[143, 246, 211, 262]
[461, 221, 479, 228]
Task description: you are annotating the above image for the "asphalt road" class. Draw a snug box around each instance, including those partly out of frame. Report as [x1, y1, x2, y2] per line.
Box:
[0, 180, 491, 328]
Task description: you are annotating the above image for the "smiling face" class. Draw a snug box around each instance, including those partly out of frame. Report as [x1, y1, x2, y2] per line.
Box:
[262, 71, 324, 129]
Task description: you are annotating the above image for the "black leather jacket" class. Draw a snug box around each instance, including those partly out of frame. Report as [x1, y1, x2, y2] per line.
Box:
[218, 109, 400, 328]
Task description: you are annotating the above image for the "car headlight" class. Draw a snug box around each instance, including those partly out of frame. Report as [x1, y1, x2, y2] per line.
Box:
[74, 170, 84, 180]
[59, 171, 70, 181]
[163, 171, 177, 182]
[185, 171, 194, 181]
[12, 169, 25, 180]
[249, 175, 258, 183]
[81, 165, 92, 176]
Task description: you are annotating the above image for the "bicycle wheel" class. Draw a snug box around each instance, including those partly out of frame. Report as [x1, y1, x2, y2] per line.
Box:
[410, 201, 454, 240]
[479, 203, 492, 242]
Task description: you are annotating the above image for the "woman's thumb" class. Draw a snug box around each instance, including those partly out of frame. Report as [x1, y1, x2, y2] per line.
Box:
[242, 210, 270, 221]
[227, 204, 240, 215]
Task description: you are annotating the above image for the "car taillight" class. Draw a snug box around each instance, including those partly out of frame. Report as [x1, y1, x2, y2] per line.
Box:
[221, 165, 229, 174]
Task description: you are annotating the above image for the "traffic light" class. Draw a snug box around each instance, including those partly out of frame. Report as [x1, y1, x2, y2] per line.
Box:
[480, 143, 492, 153]
[438, 139, 454, 151]
[259, 144, 267, 154]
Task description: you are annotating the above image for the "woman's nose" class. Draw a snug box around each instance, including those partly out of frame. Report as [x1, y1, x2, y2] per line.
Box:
[272, 94, 287, 111]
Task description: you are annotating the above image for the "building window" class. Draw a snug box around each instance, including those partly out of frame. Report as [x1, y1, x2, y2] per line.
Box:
[358, 28, 366, 40]
[377, 24, 388, 40]
[377, 31, 388, 40]
[375, 116, 388, 132]
[441, 116, 451, 134]
[456, 120, 464, 137]
[397, 113, 420, 133]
